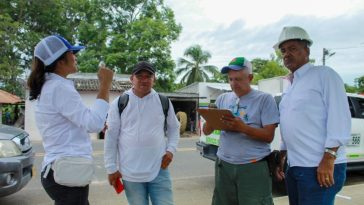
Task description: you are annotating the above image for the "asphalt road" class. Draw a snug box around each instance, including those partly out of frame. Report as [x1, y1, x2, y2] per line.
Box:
[1, 136, 364, 205]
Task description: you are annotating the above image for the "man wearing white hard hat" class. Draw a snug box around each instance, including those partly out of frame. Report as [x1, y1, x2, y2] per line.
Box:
[274, 26, 351, 205]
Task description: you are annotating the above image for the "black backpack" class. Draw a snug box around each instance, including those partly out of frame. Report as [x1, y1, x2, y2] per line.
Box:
[117, 93, 170, 132]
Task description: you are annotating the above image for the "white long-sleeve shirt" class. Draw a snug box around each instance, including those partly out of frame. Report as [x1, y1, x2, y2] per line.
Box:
[35, 73, 109, 170]
[104, 89, 180, 182]
[279, 63, 351, 167]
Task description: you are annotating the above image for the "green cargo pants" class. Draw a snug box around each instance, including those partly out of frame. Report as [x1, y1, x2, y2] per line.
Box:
[211, 158, 273, 205]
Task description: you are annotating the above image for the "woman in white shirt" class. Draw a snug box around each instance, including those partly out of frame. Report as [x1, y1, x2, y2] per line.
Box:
[27, 35, 113, 205]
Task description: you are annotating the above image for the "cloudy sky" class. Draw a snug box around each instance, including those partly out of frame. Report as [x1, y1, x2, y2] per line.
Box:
[165, 0, 364, 85]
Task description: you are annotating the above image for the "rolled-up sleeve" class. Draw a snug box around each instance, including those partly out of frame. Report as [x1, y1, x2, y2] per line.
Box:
[104, 98, 121, 174]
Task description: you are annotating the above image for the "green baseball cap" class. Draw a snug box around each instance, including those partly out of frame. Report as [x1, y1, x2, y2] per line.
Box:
[221, 57, 252, 74]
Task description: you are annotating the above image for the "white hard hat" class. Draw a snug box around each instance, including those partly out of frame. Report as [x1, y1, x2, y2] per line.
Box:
[273, 26, 313, 50]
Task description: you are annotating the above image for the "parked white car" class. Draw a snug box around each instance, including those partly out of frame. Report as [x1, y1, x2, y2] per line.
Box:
[196, 93, 364, 171]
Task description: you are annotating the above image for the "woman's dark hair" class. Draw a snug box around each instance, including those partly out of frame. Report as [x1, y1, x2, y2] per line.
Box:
[27, 52, 68, 100]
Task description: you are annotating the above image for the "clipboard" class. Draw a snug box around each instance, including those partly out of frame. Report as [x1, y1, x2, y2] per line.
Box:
[197, 108, 234, 130]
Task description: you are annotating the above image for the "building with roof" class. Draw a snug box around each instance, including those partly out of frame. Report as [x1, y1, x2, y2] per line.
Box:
[176, 82, 258, 107]
[0, 89, 23, 124]
[25, 73, 200, 141]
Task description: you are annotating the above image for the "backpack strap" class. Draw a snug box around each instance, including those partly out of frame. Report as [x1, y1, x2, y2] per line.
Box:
[118, 93, 129, 116]
[117, 92, 170, 134]
[158, 94, 170, 133]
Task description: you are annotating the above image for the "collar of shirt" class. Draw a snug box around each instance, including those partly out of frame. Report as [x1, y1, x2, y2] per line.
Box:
[293, 63, 312, 82]
[128, 88, 157, 99]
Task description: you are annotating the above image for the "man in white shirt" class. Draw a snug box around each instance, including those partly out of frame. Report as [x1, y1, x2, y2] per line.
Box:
[274, 26, 351, 205]
[104, 61, 180, 205]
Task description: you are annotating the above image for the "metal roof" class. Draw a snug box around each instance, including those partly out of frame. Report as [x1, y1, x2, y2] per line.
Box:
[67, 73, 132, 91]
[160, 92, 201, 99]
[71, 79, 132, 91]
[207, 84, 231, 91]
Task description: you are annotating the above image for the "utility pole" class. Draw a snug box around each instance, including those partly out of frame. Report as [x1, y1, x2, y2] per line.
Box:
[322, 48, 335, 66]
[323, 48, 326, 66]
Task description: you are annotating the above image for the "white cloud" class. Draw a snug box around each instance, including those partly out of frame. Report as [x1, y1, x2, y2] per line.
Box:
[197, 0, 364, 27]
[166, 0, 364, 85]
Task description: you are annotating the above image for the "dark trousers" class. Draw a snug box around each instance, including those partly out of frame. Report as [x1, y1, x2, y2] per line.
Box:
[41, 169, 90, 205]
[286, 163, 346, 205]
[212, 158, 273, 205]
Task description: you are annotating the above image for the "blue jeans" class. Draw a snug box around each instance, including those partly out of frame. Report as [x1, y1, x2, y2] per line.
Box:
[285, 163, 346, 205]
[122, 169, 173, 205]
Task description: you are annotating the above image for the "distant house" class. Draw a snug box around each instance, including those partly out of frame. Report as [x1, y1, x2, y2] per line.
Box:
[176, 82, 257, 107]
[0, 89, 23, 124]
[25, 73, 132, 141]
[176, 82, 232, 108]
[25, 73, 200, 141]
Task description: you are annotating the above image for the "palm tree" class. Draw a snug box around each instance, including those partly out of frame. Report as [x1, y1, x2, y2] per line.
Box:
[176, 45, 218, 85]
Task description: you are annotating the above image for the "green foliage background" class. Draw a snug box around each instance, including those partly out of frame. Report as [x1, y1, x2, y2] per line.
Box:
[0, 0, 182, 96]
[0, 0, 363, 97]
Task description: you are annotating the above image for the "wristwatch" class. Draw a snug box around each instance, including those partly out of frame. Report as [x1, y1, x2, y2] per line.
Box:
[325, 148, 337, 158]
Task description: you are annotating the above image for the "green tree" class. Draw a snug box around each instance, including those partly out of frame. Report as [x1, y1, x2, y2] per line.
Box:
[210, 71, 228, 83]
[0, 0, 89, 97]
[0, 0, 181, 93]
[77, 0, 181, 91]
[251, 57, 289, 85]
[176, 45, 218, 85]
[345, 84, 358, 93]
[251, 58, 269, 74]
[0, 14, 24, 96]
[355, 75, 364, 93]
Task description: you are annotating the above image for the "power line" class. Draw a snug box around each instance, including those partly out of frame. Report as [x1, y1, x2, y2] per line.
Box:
[329, 45, 364, 50]
[322, 44, 364, 65]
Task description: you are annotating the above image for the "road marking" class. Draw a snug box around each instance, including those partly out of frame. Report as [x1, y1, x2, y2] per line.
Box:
[35, 153, 44, 157]
[177, 147, 197, 152]
[91, 180, 109, 185]
[173, 174, 214, 181]
[275, 193, 353, 201]
[34, 147, 197, 157]
[336, 194, 352, 200]
[273, 196, 288, 201]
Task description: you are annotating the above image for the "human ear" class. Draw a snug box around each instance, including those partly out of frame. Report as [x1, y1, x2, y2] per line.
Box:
[248, 74, 254, 82]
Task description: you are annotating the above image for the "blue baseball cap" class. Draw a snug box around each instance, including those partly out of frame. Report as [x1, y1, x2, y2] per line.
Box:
[34, 35, 85, 66]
